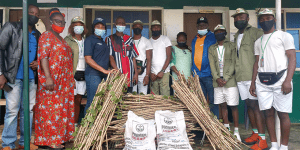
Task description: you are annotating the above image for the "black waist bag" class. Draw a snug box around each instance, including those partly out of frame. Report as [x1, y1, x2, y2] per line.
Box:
[74, 71, 85, 81]
[258, 69, 286, 85]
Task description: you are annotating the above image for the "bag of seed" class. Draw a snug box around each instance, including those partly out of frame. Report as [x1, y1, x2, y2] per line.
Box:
[155, 110, 192, 150]
[123, 111, 156, 150]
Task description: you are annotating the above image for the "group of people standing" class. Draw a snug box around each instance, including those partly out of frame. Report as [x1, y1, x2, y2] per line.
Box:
[0, 4, 296, 150]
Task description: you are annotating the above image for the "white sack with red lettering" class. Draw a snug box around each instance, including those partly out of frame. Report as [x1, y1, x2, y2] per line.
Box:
[155, 110, 192, 150]
[123, 111, 156, 150]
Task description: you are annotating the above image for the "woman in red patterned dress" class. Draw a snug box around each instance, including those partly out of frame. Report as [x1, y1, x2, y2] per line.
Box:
[34, 8, 75, 149]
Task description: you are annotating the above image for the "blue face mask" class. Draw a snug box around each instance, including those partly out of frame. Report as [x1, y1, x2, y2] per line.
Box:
[116, 25, 126, 32]
[74, 26, 84, 35]
[94, 29, 106, 37]
[198, 29, 208, 36]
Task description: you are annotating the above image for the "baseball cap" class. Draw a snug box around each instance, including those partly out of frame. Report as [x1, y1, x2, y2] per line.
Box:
[93, 17, 106, 26]
[133, 20, 143, 26]
[231, 8, 249, 17]
[197, 17, 208, 24]
[257, 8, 275, 18]
[71, 16, 84, 24]
[151, 20, 161, 26]
[214, 24, 226, 31]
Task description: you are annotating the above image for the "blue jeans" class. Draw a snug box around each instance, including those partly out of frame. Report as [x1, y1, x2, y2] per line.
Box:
[2, 79, 37, 149]
[84, 75, 104, 116]
[199, 76, 219, 118]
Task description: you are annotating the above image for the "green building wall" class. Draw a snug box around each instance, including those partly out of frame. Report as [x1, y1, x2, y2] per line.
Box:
[0, 0, 300, 9]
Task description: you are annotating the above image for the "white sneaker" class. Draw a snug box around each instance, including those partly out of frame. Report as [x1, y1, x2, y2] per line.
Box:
[234, 132, 241, 141]
[270, 147, 279, 150]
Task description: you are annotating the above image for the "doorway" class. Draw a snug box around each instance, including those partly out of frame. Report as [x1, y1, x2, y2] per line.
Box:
[184, 13, 222, 46]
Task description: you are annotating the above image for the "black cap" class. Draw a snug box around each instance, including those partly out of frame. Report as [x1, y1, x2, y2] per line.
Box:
[197, 17, 208, 24]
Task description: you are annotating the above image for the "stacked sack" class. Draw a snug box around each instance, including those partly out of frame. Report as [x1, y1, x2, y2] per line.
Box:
[123, 110, 192, 150]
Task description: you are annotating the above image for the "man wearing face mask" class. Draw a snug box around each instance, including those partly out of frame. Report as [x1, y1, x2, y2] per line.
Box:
[232, 8, 265, 147]
[132, 20, 153, 94]
[208, 24, 240, 141]
[149, 20, 172, 96]
[191, 17, 219, 118]
[0, 4, 40, 150]
[250, 9, 296, 150]
[106, 16, 139, 93]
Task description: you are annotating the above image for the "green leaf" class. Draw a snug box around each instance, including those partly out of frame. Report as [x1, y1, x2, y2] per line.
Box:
[112, 75, 120, 82]
[110, 91, 115, 96]
[87, 116, 94, 123]
[163, 95, 168, 99]
[90, 109, 96, 115]
[99, 131, 102, 136]
[140, 92, 145, 95]
[95, 90, 105, 97]
[72, 130, 78, 137]
[89, 122, 94, 128]
[107, 84, 113, 90]
[149, 94, 155, 99]
[132, 91, 137, 95]
[91, 140, 97, 145]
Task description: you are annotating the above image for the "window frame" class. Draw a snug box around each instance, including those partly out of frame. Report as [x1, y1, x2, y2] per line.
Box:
[83, 5, 164, 38]
[256, 8, 300, 70]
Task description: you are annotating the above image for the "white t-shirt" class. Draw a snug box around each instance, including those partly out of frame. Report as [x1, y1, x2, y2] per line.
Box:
[217, 45, 225, 77]
[254, 30, 295, 87]
[134, 36, 153, 66]
[74, 39, 86, 71]
[237, 33, 243, 52]
[150, 35, 172, 74]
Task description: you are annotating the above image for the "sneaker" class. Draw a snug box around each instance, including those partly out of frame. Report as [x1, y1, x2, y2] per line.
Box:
[1, 147, 11, 150]
[18, 143, 39, 150]
[243, 131, 259, 145]
[234, 132, 241, 141]
[249, 139, 268, 150]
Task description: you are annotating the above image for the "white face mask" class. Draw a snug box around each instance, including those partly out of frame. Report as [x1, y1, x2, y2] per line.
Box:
[74, 26, 84, 35]
[198, 29, 208, 36]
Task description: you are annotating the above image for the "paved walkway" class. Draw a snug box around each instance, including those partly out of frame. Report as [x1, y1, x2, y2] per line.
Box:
[0, 123, 299, 149]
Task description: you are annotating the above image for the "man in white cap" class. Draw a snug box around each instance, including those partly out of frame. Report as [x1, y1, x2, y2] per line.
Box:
[232, 8, 266, 147]
[250, 8, 296, 150]
[150, 20, 172, 96]
[208, 24, 241, 141]
[132, 20, 153, 94]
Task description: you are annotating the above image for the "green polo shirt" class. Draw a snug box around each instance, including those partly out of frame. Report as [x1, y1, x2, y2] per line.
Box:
[234, 24, 263, 82]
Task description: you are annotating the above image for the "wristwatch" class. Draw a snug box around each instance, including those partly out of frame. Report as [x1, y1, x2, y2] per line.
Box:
[160, 69, 165, 73]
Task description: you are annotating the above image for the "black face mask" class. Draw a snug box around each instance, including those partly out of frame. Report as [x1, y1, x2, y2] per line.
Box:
[215, 32, 227, 41]
[133, 28, 142, 35]
[259, 19, 275, 32]
[152, 30, 161, 37]
[234, 20, 248, 30]
[28, 15, 39, 26]
[177, 42, 186, 47]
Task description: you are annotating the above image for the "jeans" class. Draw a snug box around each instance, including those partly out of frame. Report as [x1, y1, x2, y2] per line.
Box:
[84, 74, 104, 116]
[199, 76, 219, 118]
[2, 79, 37, 149]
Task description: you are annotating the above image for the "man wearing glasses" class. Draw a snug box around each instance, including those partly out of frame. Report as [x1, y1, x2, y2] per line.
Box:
[191, 17, 219, 118]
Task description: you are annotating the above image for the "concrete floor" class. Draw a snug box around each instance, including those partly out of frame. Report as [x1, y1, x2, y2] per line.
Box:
[0, 123, 299, 150]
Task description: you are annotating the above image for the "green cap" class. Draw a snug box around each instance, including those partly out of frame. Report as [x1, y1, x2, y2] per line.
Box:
[231, 8, 249, 17]
[257, 8, 275, 18]
[151, 20, 161, 26]
[133, 20, 143, 26]
[71, 16, 84, 24]
[214, 24, 226, 31]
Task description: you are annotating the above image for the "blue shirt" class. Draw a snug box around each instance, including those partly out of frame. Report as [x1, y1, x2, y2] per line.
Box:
[191, 31, 216, 78]
[16, 30, 37, 79]
[84, 35, 110, 76]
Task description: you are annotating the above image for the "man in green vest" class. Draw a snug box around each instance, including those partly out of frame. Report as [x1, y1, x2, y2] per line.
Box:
[232, 8, 267, 150]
